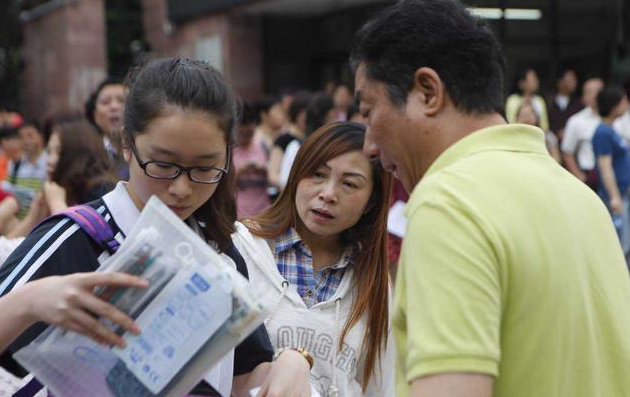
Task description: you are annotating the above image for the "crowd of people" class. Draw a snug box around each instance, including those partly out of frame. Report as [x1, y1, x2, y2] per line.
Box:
[505, 67, 630, 260]
[0, 0, 629, 396]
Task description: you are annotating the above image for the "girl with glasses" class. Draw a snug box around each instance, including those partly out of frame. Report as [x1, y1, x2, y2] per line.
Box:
[0, 58, 311, 397]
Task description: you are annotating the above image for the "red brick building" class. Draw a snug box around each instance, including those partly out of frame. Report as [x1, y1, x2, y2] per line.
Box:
[18, 0, 630, 120]
[21, 0, 107, 120]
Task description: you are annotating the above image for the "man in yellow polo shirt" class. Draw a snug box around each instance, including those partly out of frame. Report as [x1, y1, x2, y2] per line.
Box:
[351, 0, 630, 396]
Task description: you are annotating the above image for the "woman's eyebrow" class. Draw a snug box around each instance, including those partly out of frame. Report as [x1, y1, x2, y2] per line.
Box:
[343, 172, 368, 181]
[149, 146, 223, 160]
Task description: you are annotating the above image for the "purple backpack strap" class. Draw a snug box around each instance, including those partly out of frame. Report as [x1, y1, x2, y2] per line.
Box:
[42, 205, 120, 254]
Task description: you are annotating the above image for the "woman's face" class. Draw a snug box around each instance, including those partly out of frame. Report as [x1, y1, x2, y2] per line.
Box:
[519, 70, 539, 95]
[266, 103, 286, 131]
[295, 150, 374, 241]
[46, 130, 61, 177]
[333, 85, 353, 110]
[125, 107, 228, 220]
[94, 84, 125, 136]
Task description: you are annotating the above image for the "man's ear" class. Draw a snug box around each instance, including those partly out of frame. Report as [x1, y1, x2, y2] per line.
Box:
[411, 67, 445, 117]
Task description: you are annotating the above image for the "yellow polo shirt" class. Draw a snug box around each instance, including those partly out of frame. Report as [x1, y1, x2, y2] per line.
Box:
[394, 124, 630, 396]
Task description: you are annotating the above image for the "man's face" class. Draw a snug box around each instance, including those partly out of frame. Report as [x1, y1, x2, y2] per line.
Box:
[0, 136, 23, 160]
[582, 78, 603, 108]
[19, 125, 43, 157]
[559, 70, 577, 95]
[355, 63, 422, 192]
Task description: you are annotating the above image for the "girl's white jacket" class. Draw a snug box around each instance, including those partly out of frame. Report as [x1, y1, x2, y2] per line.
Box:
[232, 223, 395, 397]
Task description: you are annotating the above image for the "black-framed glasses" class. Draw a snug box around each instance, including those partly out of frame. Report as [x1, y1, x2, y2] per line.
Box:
[129, 140, 230, 184]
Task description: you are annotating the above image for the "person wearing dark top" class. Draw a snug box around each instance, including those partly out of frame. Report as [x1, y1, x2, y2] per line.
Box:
[0, 58, 312, 397]
[43, 117, 116, 213]
[592, 85, 630, 261]
[547, 68, 583, 141]
[267, 94, 310, 192]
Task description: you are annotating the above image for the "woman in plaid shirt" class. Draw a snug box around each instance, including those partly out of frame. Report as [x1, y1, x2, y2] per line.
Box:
[245, 122, 394, 396]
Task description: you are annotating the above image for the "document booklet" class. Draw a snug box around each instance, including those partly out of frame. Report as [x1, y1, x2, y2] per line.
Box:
[14, 196, 265, 397]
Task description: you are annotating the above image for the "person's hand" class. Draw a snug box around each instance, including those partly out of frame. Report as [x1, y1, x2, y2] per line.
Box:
[610, 195, 623, 214]
[255, 350, 311, 397]
[43, 181, 68, 214]
[19, 272, 149, 347]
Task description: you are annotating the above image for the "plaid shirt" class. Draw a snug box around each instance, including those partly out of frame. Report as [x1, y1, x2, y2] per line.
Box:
[274, 228, 354, 308]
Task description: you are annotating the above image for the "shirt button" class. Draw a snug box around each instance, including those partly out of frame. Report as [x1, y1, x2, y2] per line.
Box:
[306, 289, 314, 296]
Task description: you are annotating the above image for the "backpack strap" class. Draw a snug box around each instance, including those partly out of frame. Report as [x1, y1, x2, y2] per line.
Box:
[12, 377, 44, 397]
[41, 205, 120, 254]
[224, 241, 248, 280]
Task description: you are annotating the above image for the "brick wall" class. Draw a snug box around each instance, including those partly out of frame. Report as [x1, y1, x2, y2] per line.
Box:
[22, 0, 107, 120]
[141, 0, 263, 99]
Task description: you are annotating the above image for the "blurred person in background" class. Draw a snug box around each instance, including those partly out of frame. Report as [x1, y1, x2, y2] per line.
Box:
[561, 76, 604, 189]
[305, 92, 336, 137]
[516, 102, 562, 162]
[253, 96, 286, 157]
[332, 83, 353, 121]
[268, 93, 310, 191]
[279, 87, 296, 121]
[0, 124, 46, 239]
[43, 118, 115, 213]
[347, 102, 365, 124]
[85, 77, 128, 180]
[234, 102, 271, 218]
[323, 79, 337, 96]
[0, 125, 23, 225]
[0, 118, 114, 239]
[0, 106, 23, 130]
[0, 125, 22, 183]
[547, 68, 582, 141]
[592, 86, 630, 260]
[0, 106, 23, 182]
[613, 79, 630, 143]
[286, 92, 310, 139]
[280, 93, 336, 191]
[505, 68, 550, 131]
[0, 119, 47, 219]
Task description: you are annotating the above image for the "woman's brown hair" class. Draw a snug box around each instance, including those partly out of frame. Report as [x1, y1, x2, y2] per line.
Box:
[51, 119, 114, 205]
[249, 122, 391, 390]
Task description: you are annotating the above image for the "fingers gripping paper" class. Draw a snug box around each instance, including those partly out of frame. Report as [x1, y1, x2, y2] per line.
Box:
[14, 196, 266, 397]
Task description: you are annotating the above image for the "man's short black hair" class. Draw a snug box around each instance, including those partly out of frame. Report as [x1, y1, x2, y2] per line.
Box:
[555, 67, 576, 82]
[288, 92, 310, 124]
[350, 0, 506, 115]
[18, 117, 43, 136]
[254, 96, 281, 116]
[596, 86, 626, 118]
[239, 101, 258, 126]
